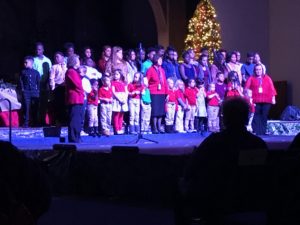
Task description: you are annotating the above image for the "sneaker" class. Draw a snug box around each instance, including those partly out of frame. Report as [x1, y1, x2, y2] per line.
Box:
[116, 130, 124, 135]
[178, 130, 187, 133]
[80, 130, 89, 136]
[147, 131, 152, 134]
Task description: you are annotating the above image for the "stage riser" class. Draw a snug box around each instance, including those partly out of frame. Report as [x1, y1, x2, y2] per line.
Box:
[24, 149, 295, 203]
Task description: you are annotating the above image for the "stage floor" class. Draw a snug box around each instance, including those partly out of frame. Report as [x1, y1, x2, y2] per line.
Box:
[3, 131, 296, 155]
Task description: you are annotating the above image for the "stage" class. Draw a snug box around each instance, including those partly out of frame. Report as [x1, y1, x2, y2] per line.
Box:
[0, 127, 296, 154]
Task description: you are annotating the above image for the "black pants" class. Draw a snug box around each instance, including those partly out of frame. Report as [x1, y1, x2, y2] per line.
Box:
[22, 93, 39, 127]
[68, 104, 83, 143]
[252, 103, 271, 135]
[53, 86, 67, 125]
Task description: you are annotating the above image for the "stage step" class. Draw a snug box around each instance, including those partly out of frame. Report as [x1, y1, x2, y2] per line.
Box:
[0, 127, 68, 139]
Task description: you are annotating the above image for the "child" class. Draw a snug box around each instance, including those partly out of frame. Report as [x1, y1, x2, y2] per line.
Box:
[111, 69, 128, 134]
[99, 76, 113, 136]
[140, 76, 152, 134]
[244, 89, 255, 132]
[175, 79, 188, 133]
[215, 72, 227, 102]
[206, 83, 221, 132]
[87, 79, 100, 137]
[165, 78, 177, 133]
[128, 72, 143, 134]
[195, 79, 207, 133]
[184, 79, 198, 132]
[19, 56, 40, 127]
[226, 71, 243, 98]
[78, 66, 92, 135]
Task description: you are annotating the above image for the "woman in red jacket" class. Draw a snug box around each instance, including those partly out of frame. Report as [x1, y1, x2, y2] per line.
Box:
[146, 54, 168, 134]
[65, 54, 84, 142]
[245, 64, 277, 135]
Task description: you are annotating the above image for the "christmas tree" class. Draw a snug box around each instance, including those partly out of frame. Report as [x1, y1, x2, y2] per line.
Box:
[184, 0, 222, 59]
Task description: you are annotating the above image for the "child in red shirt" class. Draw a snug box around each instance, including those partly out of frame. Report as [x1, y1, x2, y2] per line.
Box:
[99, 76, 113, 136]
[207, 83, 221, 132]
[175, 79, 188, 133]
[128, 72, 144, 134]
[111, 69, 128, 134]
[165, 78, 177, 133]
[184, 79, 198, 132]
[87, 79, 100, 137]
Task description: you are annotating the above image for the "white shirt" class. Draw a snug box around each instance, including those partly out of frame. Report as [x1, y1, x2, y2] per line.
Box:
[82, 77, 92, 100]
[86, 66, 102, 80]
[33, 55, 52, 77]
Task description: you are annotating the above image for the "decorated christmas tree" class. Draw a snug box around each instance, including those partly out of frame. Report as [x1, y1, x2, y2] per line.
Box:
[184, 0, 222, 59]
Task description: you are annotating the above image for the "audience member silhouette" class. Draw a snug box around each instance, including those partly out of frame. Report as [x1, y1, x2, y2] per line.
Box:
[0, 141, 51, 225]
[177, 97, 268, 225]
[288, 132, 300, 150]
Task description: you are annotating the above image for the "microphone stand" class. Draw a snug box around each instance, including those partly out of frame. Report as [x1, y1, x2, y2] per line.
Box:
[127, 43, 158, 144]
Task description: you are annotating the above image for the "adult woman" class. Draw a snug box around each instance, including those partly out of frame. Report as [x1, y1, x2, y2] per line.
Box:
[254, 52, 267, 74]
[198, 54, 212, 88]
[210, 52, 229, 83]
[179, 51, 197, 85]
[146, 54, 168, 134]
[226, 51, 242, 85]
[105, 46, 129, 83]
[125, 49, 138, 84]
[81, 46, 96, 68]
[245, 64, 277, 135]
[97, 45, 111, 74]
[65, 54, 84, 143]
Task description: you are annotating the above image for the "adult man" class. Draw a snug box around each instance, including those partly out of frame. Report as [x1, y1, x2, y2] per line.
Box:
[162, 46, 180, 81]
[33, 42, 52, 125]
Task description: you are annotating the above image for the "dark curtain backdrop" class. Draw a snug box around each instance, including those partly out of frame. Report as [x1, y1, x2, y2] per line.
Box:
[0, 0, 157, 82]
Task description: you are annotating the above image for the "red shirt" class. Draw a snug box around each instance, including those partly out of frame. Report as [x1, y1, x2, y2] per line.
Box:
[65, 68, 84, 105]
[176, 89, 186, 107]
[146, 66, 168, 95]
[99, 86, 113, 103]
[111, 80, 126, 92]
[87, 90, 98, 106]
[97, 58, 107, 74]
[245, 75, 277, 104]
[184, 87, 198, 106]
[207, 90, 219, 106]
[167, 89, 177, 103]
[128, 83, 144, 99]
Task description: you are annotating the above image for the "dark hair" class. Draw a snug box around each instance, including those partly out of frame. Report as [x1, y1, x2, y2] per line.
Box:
[216, 71, 224, 78]
[151, 54, 162, 65]
[24, 56, 34, 61]
[146, 47, 156, 55]
[198, 54, 208, 61]
[200, 47, 209, 52]
[182, 50, 190, 59]
[228, 71, 240, 85]
[64, 42, 74, 50]
[222, 97, 250, 128]
[188, 78, 195, 85]
[247, 52, 255, 58]
[196, 78, 205, 86]
[90, 78, 98, 86]
[113, 69, 124, 81]
[132, 72, 143, 86]
[155, 44, 164, 52]
[166, 45, 176, 52]
[227, 51, 237, 63]
[125, 49, 135, 61]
